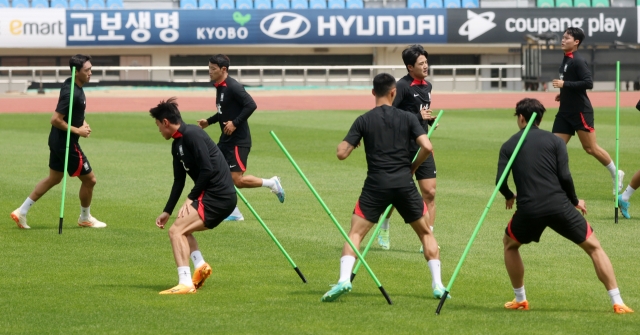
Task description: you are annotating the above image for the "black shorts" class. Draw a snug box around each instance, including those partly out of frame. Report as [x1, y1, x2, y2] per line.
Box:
[191, 191, 237, 229]
[218, 144, 249, 173]
[505, 205, 593, 245]
[354, 186, 427, 224]
[49, 143, 92, 177]
[410, 151, 436, 180]
[552, 112, 594, 135]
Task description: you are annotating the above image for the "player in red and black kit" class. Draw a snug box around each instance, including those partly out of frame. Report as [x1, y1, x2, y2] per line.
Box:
[321, 73, 448, 302]
[197, 55, 284, 221]
[617, 99, 640, 219]
[10, 54, 106, 229]
[376, 45, 437, 251]
[552, 27, 623, 195]
[152, 97, 237, 295]
[498, 98, 633, 314]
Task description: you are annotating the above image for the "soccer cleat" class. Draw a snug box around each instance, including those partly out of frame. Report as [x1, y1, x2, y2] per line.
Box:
[377, 228, 390, 250]
[192, 263, 212, 289]
[504, 299, 529, 310]
[321, 281, 352, 302]
[613, 303, 634, 314]
[10, 209, 30, 229]
[613, 170, 625, 195]
[159, 284, 197, 295]
[78, 215, 107, 228]
[224, 214, 244, 221]
[270, 176, 285, 203]
[618, 195, 631, 219]
[433, 286, 452, 300]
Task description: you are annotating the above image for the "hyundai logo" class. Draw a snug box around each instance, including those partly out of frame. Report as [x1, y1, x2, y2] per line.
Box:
[260, 12, 311, 39]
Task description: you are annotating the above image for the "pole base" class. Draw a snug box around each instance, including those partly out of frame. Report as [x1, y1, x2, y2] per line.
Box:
[615, 208, 618, 224]
[294, 267, 307, 283]
[379, 286, 392, 305]
[350, 272, 356, 283]
[58, 217, 63, 234]
[435, 290, 450, 315]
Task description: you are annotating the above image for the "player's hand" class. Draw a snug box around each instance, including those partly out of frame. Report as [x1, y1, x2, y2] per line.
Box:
[197, 119, 209, 129]
[76, 125, 91, 138]
[420, 108, 432, 120]
[355, 142, 361, 148]
[576, 199, 587, 215]
[156, 212, 170, 229]
[177, 199, 193, 219]
[552, 79, 564, 88]
[506, 195, 516, 210]
[223, 121, 236, 135]
[555, 94, 561, 102]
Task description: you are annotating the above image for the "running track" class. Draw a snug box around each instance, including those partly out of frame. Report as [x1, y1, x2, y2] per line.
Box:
[0, 91, 638, 113]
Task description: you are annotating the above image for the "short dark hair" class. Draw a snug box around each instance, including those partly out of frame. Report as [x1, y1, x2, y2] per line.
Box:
[564, 27, 585, 47]
[209, 54, 230, 71]
[372, 73, 396, 97]
[149, 97, 182, 125]
[401, 45, 428, 72]
[69, 54, 91, 72]
[514, 98, 545, 125]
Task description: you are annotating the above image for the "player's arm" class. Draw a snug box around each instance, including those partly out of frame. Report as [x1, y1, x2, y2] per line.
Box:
[411, 134, 432, 173]
[555, 138, 580, 207]
[636, 99, 640, 111]
[231, 87, 257, 127]
[50, 112, 90, 138]
[157, 157, 187, 228]
[561, 59, 593, 90]
[338, 117, 363, 160]
[186, 133, 215, 201]
[496, 144, 515, 200]
[198, 113, 219, 129]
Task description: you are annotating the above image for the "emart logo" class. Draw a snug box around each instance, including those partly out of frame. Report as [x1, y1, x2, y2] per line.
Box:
[8, 19, 64, 36]
[458, 10, 496, 41]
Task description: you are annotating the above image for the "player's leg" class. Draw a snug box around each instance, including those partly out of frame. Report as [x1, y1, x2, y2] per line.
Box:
[576, 129, 623, 194]
[77, 169, 106, 228]
[418, 178, 436, 229]
[503, 234, 529, 310]
[187, 235, 211, 289]
[11, 168, 64, 229]
[229, 146, 285, 201]
[552, 112, 574, 144]
[618, 169, 640, 219]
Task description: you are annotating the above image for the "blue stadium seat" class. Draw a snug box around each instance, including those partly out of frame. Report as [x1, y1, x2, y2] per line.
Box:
[407, 0, 424, 7]
[461, 0, 477, 6]
[426, 0, 442, 7]
[0, 0, 8, 7]
[199, 0, 215, 8]
[309, 0, 325, 7]
[88, 0, 105, 7]
[11, 0, 29, 7]
[180, 0, 197, 7]
[291, 0, 306, 7]
[328, 0, 344, 7]
[255, 0, 270, 8]
[236, 0, 252, 8]
[51, 0, 68, 7]
[69, 0, 86, 8]
[106, 0, 122, 7]
[346, 0, 362, 7]
[217, 0, 233, 7]
[31, 0, 50, 7]
[444, 0, 460, 6]
[273, 0, 288, 7]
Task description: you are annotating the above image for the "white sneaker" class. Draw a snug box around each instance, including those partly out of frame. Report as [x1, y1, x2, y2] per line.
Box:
[224, 214, 244, 221]
[78, 215, 107, 228]
[270, 176, 285, 203]
[613, 170, 625, 195]
[10, 209, 30, 229]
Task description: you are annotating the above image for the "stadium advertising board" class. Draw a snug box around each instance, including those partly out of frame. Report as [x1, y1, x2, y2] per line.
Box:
[0, 9, 66, 48]
[65, 9, 447, 46]
[447, 8, 638, 44]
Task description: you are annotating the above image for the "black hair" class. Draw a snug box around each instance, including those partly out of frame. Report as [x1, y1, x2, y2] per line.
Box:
[372, 73, 396, 97]
[209, 54, 230, 71]
[149, 97, 182, 125]
[514, 98, 545, 125]
[564, 27, 585, 47]
[69, 54, 91, 72]
[401, 45, 429, 72]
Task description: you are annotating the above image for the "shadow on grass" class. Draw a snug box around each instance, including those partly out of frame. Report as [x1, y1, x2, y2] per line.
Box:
[97, 284, 170, 292]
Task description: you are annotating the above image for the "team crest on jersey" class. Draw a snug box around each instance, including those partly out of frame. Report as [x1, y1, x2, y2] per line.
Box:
[221, 93, 224, 102]
[217, 104, 222, 114]
[564, 64, 568, 72]
[178, 145, 184, 156]
[428, 92, 431, 100]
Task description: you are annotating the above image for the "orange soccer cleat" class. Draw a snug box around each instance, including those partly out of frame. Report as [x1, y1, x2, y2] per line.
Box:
[504, 299, 529, 310]
[159, 284, 196, 295]
[614, 304, 634, 314]
[192, 263, 212, 289]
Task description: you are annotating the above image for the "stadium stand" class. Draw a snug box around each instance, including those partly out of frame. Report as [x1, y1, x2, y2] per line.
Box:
[462, 0, 478, 6]
[255, 0, 271, 8]
[536, 0, 553, 6]
[0, 0, 8, 7]
[592, 0, 609, 6]
[199, 0, 215, 8]
[574, 0, 589, 6]
[273, 0, 289, 7]
[218, 0, 234, 8]
[69, 0, 87, 8]
[237, 0, 252, 7]
[310, 0, 326, 7]
[328, 0, 344, 7]
[556, 0, 572, 6]
[346, 0, 363, 7]
[106, 0, 122, 7]
[291, 0, 307, 7]
[88, 0, 105, 7]
[51, 0, 68, 7]
[31, 0, 50, 7]
[11, 0, 29, 7]
[444, 0, 460, 6]
[408, 0, 424, 6]
[426, 0, 442, 6]
[180, 0, 197, 7]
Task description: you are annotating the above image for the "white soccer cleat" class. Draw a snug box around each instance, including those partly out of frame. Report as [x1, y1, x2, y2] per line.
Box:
[10, 209, 30, 229]
[78, 215, 107, 228]
[613, 170, 625, 195]
[270, 176, 285, 203]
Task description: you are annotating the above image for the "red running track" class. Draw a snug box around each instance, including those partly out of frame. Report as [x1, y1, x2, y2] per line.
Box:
[0, 91, 638, 113]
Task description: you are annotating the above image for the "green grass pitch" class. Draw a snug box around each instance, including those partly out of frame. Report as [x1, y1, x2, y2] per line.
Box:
[0, 107, 639, 334]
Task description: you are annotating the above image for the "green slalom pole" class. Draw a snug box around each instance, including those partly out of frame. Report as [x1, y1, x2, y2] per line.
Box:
[235, 187, 307, 283]
[270, 131, 392, 304]
[615, 61, 620, 224]
[351, 110, 444, 282]
[59, 67, 76, 234]
[435, 112, 538, 315]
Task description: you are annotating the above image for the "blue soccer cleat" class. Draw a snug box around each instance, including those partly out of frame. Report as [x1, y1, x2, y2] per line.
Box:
[270, 176, 285, 203]
[433, 286, 452, 300]
[321, 281, 352, 302]
[618, 195, 630, 219]
[377, 228, 390, 250]
[224, 214, 244, 221]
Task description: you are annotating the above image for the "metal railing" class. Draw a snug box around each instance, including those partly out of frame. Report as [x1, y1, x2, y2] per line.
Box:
[0, 64, 524, 92]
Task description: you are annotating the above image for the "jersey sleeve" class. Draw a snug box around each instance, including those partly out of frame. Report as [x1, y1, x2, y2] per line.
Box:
[636, 99, 640, 112]
[55, 85, 71, 115]
[496, 142, 515, 200]
[231, 84, 257, 126]
[206, 113, 220, 125]
[563, 59, 593, 90]
[343, 116, 364, 146]
[185, 132, 215, 201]
[392, 81, 408, 109]
[163, 154, 187, 214]
[555, 137, 579, 206]
[408, 113, 427, 140]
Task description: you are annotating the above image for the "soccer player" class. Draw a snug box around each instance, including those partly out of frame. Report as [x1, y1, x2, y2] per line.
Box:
[552, 27, 623, 195]
[498, 98, 633, 314]
[617, 100, 640, 219]
[152, 97, 237, 295]
[377, 44, 437, 251]
[10, 54, 106, 229]
[321, 73, 448, 302]
[197, 54, 284, 221]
